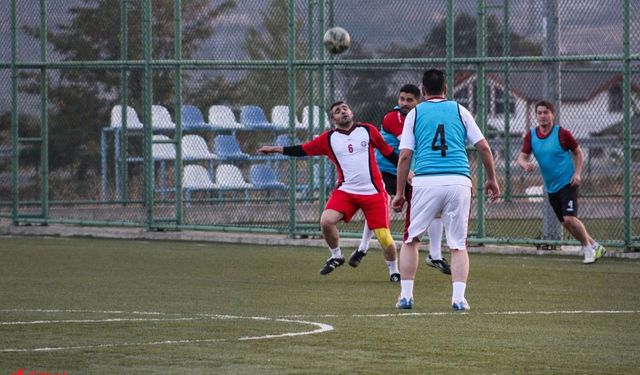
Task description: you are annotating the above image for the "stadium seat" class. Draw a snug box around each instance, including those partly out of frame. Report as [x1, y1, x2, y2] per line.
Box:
[181, 134, 217, 185]
[181, 105, 210, 129]
[152, 135, 176, 160]
[250, 164, 286, 190]
[182, 135, 217, 161]
[271, 105, 304, 130]
[301, 105, 331, 132]
[213, 134, 249, 160]
[111, 105, 144, 129]
[274, 134, 300, 147]
[213, 164, 253, 202]
[152, 105, 177, 129]
[182, 165, 215, 206]
[152, 135, 176, 199]
[207, 105, 243, 130]
[525, 185, 544, 202]
[240, 105, 277, 130]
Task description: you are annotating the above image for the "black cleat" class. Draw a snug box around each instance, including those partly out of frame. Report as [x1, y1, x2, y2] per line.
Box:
[319, 257, 345, 275]
[426, 255, 451, 275]
[389, 273, 401, 283]
[348, 249, 367, 267]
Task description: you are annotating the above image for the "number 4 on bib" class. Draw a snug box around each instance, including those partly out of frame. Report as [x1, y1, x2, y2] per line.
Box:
[431, 124, 448, 157]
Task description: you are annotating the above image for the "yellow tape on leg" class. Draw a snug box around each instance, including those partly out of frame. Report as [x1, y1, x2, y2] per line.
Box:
[373, 228, 394, 249]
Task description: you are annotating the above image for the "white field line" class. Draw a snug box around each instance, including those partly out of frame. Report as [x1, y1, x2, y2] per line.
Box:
[1, 308, 638, 352]
[0, 309, 334, 353]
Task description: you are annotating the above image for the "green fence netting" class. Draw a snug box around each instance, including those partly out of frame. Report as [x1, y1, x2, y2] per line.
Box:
[1, 0, 638, 249]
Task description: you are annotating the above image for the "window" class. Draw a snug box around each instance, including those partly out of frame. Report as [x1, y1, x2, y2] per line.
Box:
[494, 87, 515, 115]
[608, 84, 623, 112]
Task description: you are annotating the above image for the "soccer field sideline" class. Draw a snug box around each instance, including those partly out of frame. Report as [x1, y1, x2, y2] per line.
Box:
[2, 219, 639, 260]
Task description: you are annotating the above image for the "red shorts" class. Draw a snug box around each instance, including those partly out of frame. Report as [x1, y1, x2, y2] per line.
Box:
[325, 189, 390, 229]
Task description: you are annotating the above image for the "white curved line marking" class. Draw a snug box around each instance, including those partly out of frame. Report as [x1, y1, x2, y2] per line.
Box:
[0, 317, 211, 325]
[0, 309, 334, 353]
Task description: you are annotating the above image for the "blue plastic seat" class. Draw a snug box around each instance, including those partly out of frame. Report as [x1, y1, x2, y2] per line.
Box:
[250, 164, 286, 190]
[240, 105, 277, 130]
[213, 134, 249, 160]
[181, 105, 209, 129]
[274, 134, 300, 147]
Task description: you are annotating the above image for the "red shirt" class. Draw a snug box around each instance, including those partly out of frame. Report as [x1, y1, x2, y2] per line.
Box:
[302, 122, 394, 195]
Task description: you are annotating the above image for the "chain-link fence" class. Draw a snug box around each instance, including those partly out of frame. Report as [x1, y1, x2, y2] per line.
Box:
[1, 0, 638, 249]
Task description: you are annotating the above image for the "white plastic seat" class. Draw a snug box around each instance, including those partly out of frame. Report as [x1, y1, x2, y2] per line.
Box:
[183, 165, 215, 190]
[213, 164, 252, 189]
[152, 135, 176, 160]
[151, 105, 177, 129]
[301, 105, 331, 132]
[182, 165, 216, 206]
[208, 105, 243, 129]
[111, 105, 144, 129]
[271, 105, 303, 129]
[181, 135, 217, 160]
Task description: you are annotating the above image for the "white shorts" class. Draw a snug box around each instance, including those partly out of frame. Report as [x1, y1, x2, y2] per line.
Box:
[405, 183, 471, 250]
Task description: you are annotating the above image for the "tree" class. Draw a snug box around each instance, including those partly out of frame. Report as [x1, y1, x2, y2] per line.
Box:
[383, 13, 542, 58]
[20, 0, 236, 178]
[238, 0, 307, 111]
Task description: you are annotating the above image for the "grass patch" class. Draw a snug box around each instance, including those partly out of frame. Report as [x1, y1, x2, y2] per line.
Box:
[0, 236, 639, 374]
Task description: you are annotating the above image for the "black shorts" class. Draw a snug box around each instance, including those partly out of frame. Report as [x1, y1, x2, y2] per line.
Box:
[381, 171, 411, 197]
[548, 183, 579, 222]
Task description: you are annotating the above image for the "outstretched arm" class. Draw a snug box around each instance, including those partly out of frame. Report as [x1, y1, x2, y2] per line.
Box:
[258, 145, 307, 157]
[258, 145, 284, 154]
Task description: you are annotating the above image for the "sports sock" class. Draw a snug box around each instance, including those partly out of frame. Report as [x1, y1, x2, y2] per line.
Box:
[330, 247, 342, 259]
[591, 241, 600, 250]
[428, 218, 443, 260]
[359, 223, 373, 253]
[386, 260, 399, 275]
[452, 281, 466, 302]
[400, 280, 414, 300]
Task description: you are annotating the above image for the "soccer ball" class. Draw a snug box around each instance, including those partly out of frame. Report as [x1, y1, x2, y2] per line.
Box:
[323, 27, 350, 54]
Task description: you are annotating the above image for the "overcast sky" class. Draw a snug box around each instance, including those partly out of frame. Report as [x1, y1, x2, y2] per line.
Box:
[0, 0, 635, 62]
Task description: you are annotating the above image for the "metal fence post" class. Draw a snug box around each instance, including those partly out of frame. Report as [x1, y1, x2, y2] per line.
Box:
[542, 0, 562, 242]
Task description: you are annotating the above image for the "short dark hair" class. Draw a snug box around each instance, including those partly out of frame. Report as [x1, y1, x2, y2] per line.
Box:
[535, 100, 555, 114]
[399, 84, 420, 98]
[329, 101, 346, 117]
[422, 69, 446, 95]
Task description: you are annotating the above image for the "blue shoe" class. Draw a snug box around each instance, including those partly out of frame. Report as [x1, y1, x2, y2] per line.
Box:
[396, 297, 413, 309]
[452, 299, 470, 312]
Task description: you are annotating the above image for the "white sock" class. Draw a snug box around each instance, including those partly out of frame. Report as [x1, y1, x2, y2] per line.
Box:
[359, 222, 373, 253]
[400, 280, 414, 300]
[428, 218, 444, 260]
[591, 241, 600, 250]
[452, 281, 466, 302]
[386, 260, 399, 275]
[330, 247, 342, 259]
